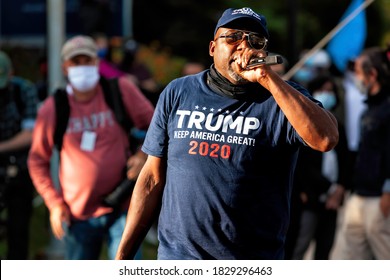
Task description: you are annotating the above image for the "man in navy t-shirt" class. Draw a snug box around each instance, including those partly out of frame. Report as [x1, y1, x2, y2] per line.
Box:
[115, 7, 339, 260]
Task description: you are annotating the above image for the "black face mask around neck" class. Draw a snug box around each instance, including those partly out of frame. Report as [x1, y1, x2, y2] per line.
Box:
[206, 64, 264, 99]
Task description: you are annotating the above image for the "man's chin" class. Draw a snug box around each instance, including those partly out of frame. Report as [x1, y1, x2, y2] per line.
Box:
[228, 69, 249, 85]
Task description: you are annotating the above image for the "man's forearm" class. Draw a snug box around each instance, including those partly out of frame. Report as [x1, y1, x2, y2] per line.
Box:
[0, 130, 32, 153]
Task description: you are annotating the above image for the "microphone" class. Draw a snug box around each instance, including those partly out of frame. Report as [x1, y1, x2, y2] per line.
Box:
[246, 55, 283, 69]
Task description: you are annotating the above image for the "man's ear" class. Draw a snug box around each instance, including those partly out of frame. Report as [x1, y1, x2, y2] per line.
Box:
[61, 63, 68, 76]
[370, 67, 378, 79]
[209, 41, 215, 57]
[365, 67, 377, 86]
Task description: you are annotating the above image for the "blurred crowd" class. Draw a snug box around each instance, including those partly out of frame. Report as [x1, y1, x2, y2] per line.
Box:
[0, 32, 205, 260]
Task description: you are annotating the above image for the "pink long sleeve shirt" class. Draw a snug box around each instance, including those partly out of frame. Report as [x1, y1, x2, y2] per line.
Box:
[28, 77, 154, 220]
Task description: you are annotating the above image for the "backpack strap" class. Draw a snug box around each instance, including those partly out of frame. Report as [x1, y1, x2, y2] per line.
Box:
[10, 82, 24, 115]
[53, 88, 70, 151]
[99, 77, 133, 134]
[53, 78, 134, 152]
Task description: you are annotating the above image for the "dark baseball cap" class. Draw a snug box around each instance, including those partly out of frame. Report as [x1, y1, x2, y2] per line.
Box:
[214, 7, 269, 38]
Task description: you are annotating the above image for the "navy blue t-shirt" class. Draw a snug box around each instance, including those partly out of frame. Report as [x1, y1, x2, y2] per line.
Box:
[142, 70, 316, 259]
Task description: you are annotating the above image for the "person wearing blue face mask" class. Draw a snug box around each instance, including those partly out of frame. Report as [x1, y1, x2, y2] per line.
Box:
[289, 74, 351, 260]
[93, 33, 126, 79]
[313, 90, 337, 110]
[292, 49, 332, 88]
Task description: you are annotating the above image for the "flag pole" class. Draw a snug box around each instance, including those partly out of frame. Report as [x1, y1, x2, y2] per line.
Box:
[282, 0, 375, 81]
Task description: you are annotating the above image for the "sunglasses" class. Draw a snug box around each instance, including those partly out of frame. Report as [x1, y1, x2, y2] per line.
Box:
[216, 30, 268, 50]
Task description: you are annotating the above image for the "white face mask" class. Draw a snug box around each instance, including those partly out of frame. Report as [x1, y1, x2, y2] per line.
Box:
[352, 75, 368, 95]
[67, 65, 100, 92]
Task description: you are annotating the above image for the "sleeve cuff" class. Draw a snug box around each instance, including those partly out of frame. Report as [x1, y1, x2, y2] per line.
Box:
[21, 119, 36, 130]
[382, 179, 390, 193]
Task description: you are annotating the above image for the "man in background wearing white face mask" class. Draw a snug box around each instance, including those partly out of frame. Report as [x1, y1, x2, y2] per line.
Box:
[27, 35, 154, 259]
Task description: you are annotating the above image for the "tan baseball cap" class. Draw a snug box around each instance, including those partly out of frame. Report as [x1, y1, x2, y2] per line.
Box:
[61, 35, 98, 60]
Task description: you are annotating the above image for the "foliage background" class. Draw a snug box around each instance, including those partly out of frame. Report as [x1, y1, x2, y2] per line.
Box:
[2, 0, 390, 87]
[131, 0, 390, 84]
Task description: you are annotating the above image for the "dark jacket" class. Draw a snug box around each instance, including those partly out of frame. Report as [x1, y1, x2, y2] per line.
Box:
[294, 118, 350, 210]
[353, 88, 390, 196]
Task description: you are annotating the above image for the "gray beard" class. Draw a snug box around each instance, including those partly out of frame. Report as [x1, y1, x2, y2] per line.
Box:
[228, 68, 249, 85]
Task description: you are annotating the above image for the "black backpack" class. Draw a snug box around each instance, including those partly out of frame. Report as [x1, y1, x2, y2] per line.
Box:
[53, 77, 133, 151]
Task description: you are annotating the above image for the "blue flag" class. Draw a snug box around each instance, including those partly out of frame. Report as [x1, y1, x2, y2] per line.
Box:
[326, 0, 367, 72]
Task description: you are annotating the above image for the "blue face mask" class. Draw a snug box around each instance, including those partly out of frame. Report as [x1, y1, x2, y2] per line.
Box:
[97, 48, 108, 59]
[293, 68, 314, 84]
[313, 91, 337, 110]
